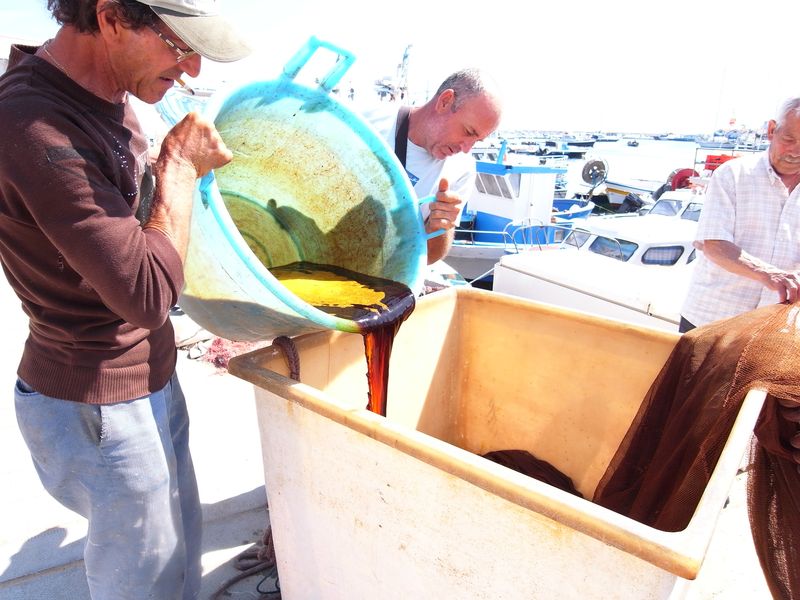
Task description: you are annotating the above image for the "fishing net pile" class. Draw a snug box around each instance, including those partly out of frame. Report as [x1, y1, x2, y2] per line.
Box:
[592, 302, 800, 599]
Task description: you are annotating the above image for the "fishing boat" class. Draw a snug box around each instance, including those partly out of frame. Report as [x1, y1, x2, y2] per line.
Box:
[492, 189, 704, 332]
[603, 164, 702, 208]
[444, 149, 601, 282]
[598, 188, 703, 221]
[603, 176, 664, 206]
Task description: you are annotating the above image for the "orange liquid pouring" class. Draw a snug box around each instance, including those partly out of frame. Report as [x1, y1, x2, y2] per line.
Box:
[270, 261, 415, 416]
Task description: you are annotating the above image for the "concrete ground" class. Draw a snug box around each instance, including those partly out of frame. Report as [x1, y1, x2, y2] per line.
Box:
[0, 274, 272, 599]
[0, 271, 775, 599]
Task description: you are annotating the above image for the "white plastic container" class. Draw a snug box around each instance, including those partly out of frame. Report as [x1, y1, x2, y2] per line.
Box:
[229, 287, 765, 599]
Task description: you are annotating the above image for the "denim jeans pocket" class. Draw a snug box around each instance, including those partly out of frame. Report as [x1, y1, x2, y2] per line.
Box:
[15, 378, 37, 395]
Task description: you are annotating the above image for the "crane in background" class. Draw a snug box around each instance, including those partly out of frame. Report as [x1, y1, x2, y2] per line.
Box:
[375, 44, 412, 102]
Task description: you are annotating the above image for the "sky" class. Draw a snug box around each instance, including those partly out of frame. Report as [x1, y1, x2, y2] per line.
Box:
[1, 0, 795, 134]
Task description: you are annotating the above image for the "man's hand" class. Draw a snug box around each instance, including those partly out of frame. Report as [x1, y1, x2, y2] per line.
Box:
[157, 112, 233, 178]
[146, 112, 234, 261]
[425, 178, 463, 265]
[777, 398, 800, 472]
[762, 270, 800, 304]
[425, 178, 462, 236]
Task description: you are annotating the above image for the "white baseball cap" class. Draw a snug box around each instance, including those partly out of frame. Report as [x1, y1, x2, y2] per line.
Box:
[137, 0, 251, 63]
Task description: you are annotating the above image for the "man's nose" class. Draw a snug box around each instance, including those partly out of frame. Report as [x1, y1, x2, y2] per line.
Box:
[181, 54, 202, 78]
[460, 140, 476, 153]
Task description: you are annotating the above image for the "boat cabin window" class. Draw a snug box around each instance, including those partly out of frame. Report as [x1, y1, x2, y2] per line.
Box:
[641, 245, 685, 266]
[687, 248, 697, 263]
[588, 236, 638, 261]
[474, 172, 521, 200]
[681, 203, 703, 222]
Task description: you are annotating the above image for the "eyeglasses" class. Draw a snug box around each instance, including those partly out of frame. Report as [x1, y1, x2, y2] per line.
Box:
[148, 23, 197, 63]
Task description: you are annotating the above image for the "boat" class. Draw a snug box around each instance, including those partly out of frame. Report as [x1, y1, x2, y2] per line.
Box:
[627, 140, 639, 147]
[562, 136, 596, 148]
[541, 139, 590, 159]
[444, 151, 601, 282]
[637, 188, 703, 219]
[492, 189, 704, 332]
[603, 176, 664, 206]
[447, 198, 595, 282]
[593, 134, 620, 142]
[603, 164, 702, 209]
[596, 188, 703, 221]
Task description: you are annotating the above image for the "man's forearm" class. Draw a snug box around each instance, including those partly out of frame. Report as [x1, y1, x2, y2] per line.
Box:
[143, 159, 197, 263]
[702, 239, 779, 282]
[426, 229, 455, 264]
[701, 239, 800, 302]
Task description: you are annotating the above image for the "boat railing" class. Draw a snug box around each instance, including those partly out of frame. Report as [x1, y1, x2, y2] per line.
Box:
[452, 227, 506, 244]
[462, 220, 579, 287]
[504, 219, 576, 254]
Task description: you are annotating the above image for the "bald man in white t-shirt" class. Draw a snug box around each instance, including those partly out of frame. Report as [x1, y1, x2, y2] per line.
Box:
[364, 68, 502, 264]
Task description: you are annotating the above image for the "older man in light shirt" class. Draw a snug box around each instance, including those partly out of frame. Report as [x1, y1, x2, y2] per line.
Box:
[680, 96, 800, 332]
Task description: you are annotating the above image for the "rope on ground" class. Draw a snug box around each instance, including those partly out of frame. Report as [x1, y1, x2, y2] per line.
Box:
[209, 523, 280, 599]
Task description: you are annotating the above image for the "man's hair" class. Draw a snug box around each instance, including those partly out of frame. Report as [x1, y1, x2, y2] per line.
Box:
[776, 97, 800, 129]
[435, 68, 496, 112]
[47, 0, 156, 34]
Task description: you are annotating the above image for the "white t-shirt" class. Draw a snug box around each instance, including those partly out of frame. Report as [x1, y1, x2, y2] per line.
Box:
[360, 104, 474, 223]
[682, 153, 800, 326]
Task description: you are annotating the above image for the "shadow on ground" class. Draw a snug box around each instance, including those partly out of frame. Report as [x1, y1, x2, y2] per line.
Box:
[0, 487, 269, 600]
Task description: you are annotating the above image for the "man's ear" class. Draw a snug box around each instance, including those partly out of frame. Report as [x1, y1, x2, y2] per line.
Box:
[96, 0, 124, 41]
[436, 89, 456, 113]
[766, 119, 778, 139]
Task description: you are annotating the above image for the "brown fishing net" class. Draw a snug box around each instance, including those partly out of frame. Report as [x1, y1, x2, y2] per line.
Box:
[593, 302, 800, 599]
[482, 449, 583, 499]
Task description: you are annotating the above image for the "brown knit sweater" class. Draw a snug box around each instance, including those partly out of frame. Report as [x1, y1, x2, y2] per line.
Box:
[0, 45, 184, 403]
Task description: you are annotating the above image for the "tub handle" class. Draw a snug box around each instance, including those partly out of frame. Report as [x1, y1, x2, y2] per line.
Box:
[418, 195, 446, 239]
[281, 36, 356, 93]
[199, 172, 216, 208]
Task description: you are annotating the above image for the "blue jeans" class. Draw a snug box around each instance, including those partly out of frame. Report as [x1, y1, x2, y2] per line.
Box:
[14, 373, 202, 600]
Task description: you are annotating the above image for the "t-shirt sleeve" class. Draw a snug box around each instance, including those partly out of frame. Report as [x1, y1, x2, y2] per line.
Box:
[695, 164, 736, 243]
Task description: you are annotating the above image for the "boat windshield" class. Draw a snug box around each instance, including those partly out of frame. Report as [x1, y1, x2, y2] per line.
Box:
[588, 236, 638, 261]
[562, 229, 591, 249]
[649, 200, 681, 217]
[681, 203, 703, 222]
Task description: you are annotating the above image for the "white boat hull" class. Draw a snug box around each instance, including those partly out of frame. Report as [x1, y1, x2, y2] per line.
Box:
[444, 243, 507, 281]
[493, 251, 693, 332]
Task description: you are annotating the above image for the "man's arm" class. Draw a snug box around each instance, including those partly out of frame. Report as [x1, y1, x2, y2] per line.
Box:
[699, 239, 800, 303]
[426, 228, 455, 265]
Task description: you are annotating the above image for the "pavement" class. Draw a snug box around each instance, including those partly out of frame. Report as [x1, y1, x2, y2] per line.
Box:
[0, 271, 777, 599]
[0, 275, 272, 600]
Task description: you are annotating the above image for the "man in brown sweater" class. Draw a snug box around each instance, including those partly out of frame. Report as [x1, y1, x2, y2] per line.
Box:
[0, 1, 250, 598]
